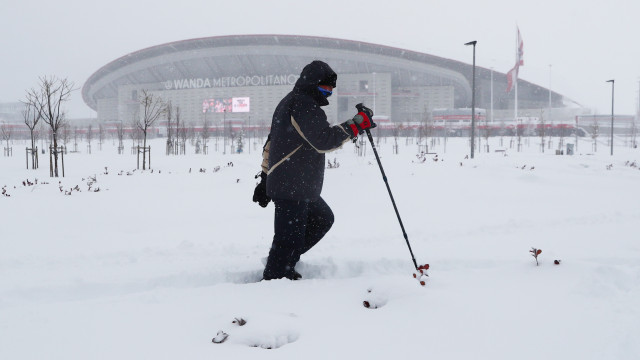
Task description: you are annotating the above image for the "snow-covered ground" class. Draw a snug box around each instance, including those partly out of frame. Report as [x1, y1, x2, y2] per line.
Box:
[1, 136, 639, 359]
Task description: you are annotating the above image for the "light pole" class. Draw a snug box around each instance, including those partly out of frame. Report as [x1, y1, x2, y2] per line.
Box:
[607, 79, 615, 155]
[372, 72, 377, 114]
[223, 109, 226, 155]
[490, 66, 494, 124]
[548, 64, 552, 125]
[465, 40, 477, 159]
[548, 64, 552, 151]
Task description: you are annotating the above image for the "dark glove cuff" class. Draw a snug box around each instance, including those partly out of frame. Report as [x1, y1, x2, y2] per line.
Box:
[340, 122, 358, 139]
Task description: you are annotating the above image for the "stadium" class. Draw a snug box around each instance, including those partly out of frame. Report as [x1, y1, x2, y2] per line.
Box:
[81, 34, 583, 133]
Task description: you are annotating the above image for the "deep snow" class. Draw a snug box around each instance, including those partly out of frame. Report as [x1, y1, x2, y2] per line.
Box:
[1, 136, 639, 359]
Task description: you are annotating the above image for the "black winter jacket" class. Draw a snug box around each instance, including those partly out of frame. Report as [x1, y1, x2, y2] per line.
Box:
[263, 61, 352, 201]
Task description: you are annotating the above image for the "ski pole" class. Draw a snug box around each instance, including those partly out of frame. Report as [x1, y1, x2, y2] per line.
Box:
[357, 105, 419, 270]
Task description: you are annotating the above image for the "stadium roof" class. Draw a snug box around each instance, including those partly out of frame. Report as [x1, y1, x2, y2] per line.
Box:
[82, 34, 558, 111]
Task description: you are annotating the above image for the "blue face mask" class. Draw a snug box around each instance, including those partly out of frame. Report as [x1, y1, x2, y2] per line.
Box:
[318, 86, 332, 98]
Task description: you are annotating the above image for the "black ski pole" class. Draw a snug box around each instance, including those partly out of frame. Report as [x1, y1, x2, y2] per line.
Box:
[357, 106, 419, 270]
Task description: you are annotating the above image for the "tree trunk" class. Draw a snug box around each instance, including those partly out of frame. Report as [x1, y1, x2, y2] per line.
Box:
[30, 130, 36, 168]
[142, 129, 147, 170]
[52, 133, 59, 177]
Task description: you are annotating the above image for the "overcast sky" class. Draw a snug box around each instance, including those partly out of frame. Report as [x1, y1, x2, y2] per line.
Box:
[2, 0, 639, 118]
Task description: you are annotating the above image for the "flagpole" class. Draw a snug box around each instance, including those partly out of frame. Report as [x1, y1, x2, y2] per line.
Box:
[515, 74, 518, 122]
[514, 25, 518, 124]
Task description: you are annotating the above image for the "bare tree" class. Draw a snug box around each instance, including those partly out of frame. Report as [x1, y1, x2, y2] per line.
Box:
[188, 124, 197, 145]
[558, 121, 567, 151]
[1, 122, 12, 154]
[115, 121, 125, 154]
[135, 90, 166, 169]
[482, 114, 493, 152]
[229, 122, 237, 154]
[516, 118, 523, 152]
[201, 112, 210, 154]
[629, 117, 637, 148]
[538, 110, 546, 153]
[98, 123, 105, 151]
[420, 109, 433, 153]
[73, 126, 81, 152]
[175, 105, 182, 154]
[30, 76, 74, 177]
[86, 124, 93, 154]
[591, 117, 600, 152]
[22, 96, 41, 167]
[236, 130, 245, 153]
[165, 100, 173, 155]
[178, 117, 189, 155]
[392, 123, 400, 155]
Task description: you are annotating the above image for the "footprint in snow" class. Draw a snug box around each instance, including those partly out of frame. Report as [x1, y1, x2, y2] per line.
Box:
[212, 313, 299, 349]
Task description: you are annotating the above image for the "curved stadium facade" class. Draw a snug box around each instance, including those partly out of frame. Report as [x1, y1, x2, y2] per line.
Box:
[82, 34, 573, 127]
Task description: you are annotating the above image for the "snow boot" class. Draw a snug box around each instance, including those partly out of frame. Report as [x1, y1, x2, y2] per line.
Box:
[286, 269, 302, 280]
[262, 269, 302, 281]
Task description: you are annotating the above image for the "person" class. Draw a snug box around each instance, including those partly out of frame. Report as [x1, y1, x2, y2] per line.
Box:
[252, 60, 375, 280]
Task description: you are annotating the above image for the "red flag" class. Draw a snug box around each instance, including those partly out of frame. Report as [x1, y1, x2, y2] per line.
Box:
[516, 27, 524, 66]
[506, 27, 524, 93]
[506, 65, 518, 93]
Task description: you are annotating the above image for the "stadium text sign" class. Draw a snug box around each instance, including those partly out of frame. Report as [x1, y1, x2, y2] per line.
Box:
[165, 74, 298, 90]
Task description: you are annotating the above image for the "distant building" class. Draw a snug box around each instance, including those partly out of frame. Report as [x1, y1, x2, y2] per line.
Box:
[0, 102, 26, 123]
[82, 35, 579, 128]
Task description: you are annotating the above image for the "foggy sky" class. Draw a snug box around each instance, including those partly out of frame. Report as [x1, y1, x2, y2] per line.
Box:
[2, 0, 639, 118]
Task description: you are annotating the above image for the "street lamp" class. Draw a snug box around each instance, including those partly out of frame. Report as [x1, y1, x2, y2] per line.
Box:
[465, 40, 477, 159]
[223, 109, 227, 155]
[606, 79, 614, 156]
[372, 72, 377, 114]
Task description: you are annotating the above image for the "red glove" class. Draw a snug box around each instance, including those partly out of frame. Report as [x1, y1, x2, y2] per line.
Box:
[343, 104, 376, 137]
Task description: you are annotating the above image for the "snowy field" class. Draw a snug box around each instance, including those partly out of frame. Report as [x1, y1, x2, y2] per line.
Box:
[1, 136, 639, 359]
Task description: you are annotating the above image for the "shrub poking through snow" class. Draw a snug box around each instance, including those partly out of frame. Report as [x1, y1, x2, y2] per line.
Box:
[232, 318, 246, 326]
[363, 288, 388, 309]
[413, 264, 430, 286]
[363, 289, 376, 309]
[530, 247, 542, 266]
[326, 158, 340, 169]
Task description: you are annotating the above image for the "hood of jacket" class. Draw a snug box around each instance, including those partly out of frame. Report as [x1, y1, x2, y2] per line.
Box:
[293, 60, 337, 107]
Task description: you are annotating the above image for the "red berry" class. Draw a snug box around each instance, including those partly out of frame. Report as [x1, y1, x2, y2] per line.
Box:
[363, 301, 370, 308]
[537, 249, 542, 255]
[413, 273, 417, 278]
[420, 281, 426, 286]
[554, 260, 561, 265]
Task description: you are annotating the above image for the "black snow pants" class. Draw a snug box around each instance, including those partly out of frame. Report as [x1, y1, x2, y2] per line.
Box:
[263, 197, 334, 280]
